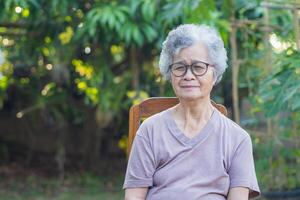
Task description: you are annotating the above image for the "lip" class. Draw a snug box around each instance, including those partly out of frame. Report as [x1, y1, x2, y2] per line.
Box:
[180, 86, 199, 88]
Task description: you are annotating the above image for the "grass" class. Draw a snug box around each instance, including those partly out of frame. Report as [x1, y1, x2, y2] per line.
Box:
[0, 172, 124, 200]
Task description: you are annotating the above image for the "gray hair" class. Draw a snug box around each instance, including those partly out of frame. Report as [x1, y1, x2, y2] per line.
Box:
[158, 24, 228, 85]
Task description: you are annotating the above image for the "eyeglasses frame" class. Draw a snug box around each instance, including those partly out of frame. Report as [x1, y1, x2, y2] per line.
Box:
[168, 60, 214, 77]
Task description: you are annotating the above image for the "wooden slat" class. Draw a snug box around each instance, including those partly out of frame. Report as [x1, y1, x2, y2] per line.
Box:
[140, 97, 179, 118]
[127, 105, 140, 156]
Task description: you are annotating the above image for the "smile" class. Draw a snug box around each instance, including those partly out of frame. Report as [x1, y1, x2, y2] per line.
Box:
[180, 86, 199, 88]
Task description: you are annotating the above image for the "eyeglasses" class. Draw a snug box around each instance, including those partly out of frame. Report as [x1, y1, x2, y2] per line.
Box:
[168, 61, 212, 77]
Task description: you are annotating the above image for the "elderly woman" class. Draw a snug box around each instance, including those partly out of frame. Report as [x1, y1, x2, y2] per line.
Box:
[123, 24, 260, 200]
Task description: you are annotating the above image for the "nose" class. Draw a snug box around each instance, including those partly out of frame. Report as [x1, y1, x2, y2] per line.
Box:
[183, 66, 195, 80]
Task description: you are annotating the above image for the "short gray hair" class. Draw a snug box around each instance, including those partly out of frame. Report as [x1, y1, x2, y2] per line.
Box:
[158, 24, 228, 85]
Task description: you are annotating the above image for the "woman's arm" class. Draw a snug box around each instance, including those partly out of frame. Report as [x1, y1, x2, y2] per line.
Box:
[125, 188, 148, 200]
[227, 187, 249, 200]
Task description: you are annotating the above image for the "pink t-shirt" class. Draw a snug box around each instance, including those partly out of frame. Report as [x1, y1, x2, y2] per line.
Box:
[123, 107, 260, 199]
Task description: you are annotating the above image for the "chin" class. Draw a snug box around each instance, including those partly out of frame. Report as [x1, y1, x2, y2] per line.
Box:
[178, 94, 205, 101]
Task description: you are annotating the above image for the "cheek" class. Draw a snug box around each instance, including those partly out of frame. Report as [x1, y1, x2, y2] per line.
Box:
[170, 77, 182, 95]
[199, 71, 215, 86]
[170, 77, 178, 90]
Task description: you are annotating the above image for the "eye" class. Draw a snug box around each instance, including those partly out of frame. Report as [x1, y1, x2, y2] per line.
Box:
[173, 65, 186, 71]
[192, 62, 207, 75]
[192, 64, 206, 72]
[193, 63, 206, 69]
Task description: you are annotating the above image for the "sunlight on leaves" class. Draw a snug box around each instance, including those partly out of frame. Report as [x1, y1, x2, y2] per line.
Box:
[118, 135, 127, 154]
[127, 90, 149, 105]
[22, 8, 30, 17]
[72, 59, 94, 79]
[59, 26, 74, 45]
[41, 82, 56, 96]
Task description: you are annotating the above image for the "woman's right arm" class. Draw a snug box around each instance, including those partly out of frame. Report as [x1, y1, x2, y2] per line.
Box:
[125, 188, 148, 200]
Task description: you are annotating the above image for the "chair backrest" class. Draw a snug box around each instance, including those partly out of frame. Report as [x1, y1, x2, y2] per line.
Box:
[127, 97, 227, 156]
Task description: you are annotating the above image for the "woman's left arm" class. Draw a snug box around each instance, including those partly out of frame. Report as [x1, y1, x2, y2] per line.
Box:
[227, 187, 249, 200]
[227, 135, 260, 199]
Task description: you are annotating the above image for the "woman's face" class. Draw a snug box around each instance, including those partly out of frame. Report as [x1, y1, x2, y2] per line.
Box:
[170, 42, 215, 101]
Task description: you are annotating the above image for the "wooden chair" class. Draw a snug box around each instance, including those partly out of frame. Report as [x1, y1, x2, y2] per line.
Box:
[127, 97, 227, 156]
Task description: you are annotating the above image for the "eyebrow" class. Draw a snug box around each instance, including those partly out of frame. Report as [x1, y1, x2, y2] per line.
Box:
[172, 60, 186, 65]
[172, 59, 210, 64]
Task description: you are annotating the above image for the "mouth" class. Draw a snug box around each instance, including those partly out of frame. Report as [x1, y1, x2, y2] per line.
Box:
[180, 86, 199, 88]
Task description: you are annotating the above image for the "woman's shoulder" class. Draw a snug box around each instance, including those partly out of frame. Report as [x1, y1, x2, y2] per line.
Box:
[136, 109, 170, 138]
[216, 109, 251, 141]
[141, 109, 169, 126]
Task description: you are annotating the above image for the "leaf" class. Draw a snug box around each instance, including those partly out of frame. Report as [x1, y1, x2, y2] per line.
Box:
[290, 93, 300, 111]
[141, 24, 157, 42]
[88, 15, 99, 37]
[100, 6, 111, 26]
[4, 0, 14, 10]
[28, 0, 40, 8]
[282, 84, 300, 103]
[161, 1, 184, 22]
[114, 9, 126, 24]
[123, 23, 132, 44]
[129, 0, 141, 17]
[132, 25, 143, 47]
[258, 50, 300, 117]
[259, 85, 280, 100]
[107, 11, 116, 30]
[141, 1, 155, 22]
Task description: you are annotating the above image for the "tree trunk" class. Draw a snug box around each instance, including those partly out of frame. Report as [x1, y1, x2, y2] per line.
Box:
[264, 1, 272, 72]
[293, 8, 300, 50]
[130, 46, 139, 92]
[230, 19, 240, 124]
[263, 2, 276, 136]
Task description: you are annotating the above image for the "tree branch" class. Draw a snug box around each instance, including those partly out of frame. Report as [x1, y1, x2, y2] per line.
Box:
[0, 22, 27, 28]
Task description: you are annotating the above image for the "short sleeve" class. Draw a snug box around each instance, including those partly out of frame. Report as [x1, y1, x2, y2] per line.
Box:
[123, 132, 156, 189]
[228, 135, 261, 198]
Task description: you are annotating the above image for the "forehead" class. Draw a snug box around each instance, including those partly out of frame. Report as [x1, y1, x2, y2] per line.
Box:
[173, 42, 209, 63]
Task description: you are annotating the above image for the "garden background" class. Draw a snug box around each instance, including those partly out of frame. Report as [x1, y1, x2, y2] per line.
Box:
[0, 0, 299, 199]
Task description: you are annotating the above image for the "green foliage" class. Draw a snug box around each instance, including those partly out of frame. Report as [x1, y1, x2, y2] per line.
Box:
[256, 50, 300, 117]
[248, 50, 300, 191]
[0, 1, 230, 170]
[0, 0, 228, 117]
[0, 0, 299, 192]
[253, 130, 300, 191]
[0, 51, 13, 109]
[0, 172, 124, 200]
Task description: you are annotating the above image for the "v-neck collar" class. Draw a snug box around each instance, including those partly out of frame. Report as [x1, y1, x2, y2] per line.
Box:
[163, 107, 217, 147]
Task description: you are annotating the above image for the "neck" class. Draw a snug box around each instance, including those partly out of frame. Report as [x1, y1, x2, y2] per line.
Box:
[174, 96, 214, 121]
